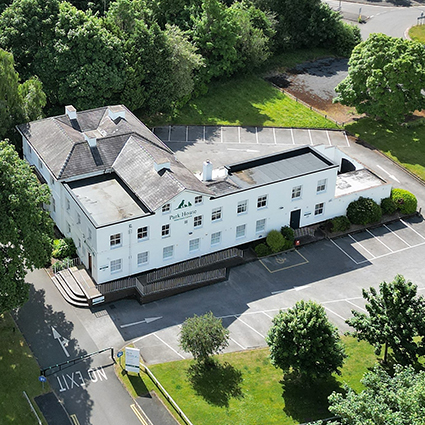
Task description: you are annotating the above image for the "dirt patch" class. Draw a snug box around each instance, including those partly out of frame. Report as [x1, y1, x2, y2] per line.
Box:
[265, 57, 363, 124]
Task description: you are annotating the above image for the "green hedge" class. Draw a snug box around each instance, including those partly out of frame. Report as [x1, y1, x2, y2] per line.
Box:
[266, 230, 285, 253]
[347, 197, 382, 225]
[380, 197, 397, 215]
[331, 215, 351, 233]
[391, 188, 417, 214]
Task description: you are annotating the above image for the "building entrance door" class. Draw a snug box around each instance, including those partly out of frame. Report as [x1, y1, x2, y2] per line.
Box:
[290, 209, 301, 229]
[88, 253, 92, 274]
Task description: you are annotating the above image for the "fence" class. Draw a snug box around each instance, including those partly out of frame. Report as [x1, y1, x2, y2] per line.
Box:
[52, 257, 81, 274]
[144, 248, 243, 284]
[97, 277, 138, 294]
[137, 269, 227, 296]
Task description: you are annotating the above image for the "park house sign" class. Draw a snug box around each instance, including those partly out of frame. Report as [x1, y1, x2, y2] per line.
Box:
[170, 199, 197, 221]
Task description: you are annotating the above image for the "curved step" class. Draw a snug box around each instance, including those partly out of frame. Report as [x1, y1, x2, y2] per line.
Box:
[51, 276, 89, 308]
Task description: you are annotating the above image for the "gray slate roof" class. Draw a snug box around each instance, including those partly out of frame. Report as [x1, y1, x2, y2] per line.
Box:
[18, 105, 213, 212]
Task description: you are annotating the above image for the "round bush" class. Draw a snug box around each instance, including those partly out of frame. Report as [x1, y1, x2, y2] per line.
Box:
[331, 215, 351, 233]
[266, 230, 285, 253]
[280, 226, 295, 242]
[380, 197, 397, 215]
[346, 197, 382, 225]
[255, 243, 271, 257]
[391, 188, 417, 214]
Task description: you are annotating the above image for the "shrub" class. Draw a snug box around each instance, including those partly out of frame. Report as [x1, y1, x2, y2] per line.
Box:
[346, 197, 382, 225]
[266, 230, 285, 253]
[331, 215, 351, 233]
[52, 237, 77, 260]
[54, 257, 73, 272]
[381, 197, 397, 215]
[391, 188, 417, 214]
[280, 226, 295, 242]
[255, 243, 271, 257]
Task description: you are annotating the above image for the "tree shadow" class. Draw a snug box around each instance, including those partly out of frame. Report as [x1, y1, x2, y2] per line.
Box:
[281, 372, 344, 424]
[186, 359, 244, 408]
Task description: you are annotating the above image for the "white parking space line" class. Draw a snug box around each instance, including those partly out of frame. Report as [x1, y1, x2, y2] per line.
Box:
[256, 127, 259, 144]
[273, 128, 277, 144]
[383, 224, 411, 246]
[153, 333, 185, 359]
[262, 311, 274, 319]
[329, 238, 360, 264]
[236, 316, 266, 338]
[324, 306, 347, 322]
[400, 219, 425, 241]
[290, 128, 295, 144]
[366, 228, 393, 252]
[348, 234, 375, 259]
[346, 300, 367, 312]
[308, 129, 313, 145]
[344, 132, 350, 147]
[238, 126, 241, 143]
[230, 337, 246, 350]
[322, 296, 363, 305]
[203, 126, 206, 141]
[326, 130, 332, 146]
[356, 242, 425, 264]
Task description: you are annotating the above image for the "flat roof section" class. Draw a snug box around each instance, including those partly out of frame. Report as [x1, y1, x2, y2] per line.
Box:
[68, 174, 150, 227]
[335, 169, 387, 197]
[226, 146, 336, 189]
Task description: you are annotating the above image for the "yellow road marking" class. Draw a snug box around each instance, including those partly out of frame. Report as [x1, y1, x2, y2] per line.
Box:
[130, 404, 151, 425]
[70, 414, 80, 425]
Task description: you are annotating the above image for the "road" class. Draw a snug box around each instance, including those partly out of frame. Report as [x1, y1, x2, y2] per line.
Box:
[325, 0, 425, 38]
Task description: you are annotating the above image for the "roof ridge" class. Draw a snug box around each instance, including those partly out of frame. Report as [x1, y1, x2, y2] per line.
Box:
[58, 144, 77, 179]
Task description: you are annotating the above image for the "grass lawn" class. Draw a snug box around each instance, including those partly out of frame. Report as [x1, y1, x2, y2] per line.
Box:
[0, 313, 49, 424]
[145, 75, 338, 129]
[347, 117, 425, 181]
[408, 25, 425, 43]
[119, 336, 376, 425]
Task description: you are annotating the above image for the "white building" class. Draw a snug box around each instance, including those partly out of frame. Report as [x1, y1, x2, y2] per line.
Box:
[18, 105, 391, 285]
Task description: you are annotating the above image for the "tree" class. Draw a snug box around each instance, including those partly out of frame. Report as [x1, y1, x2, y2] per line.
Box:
[334, 34, 425, 123]
[346, 274, 425, 365]
[0, 49, 46, 142]
[266, 300, 346, 379]
[34, 2, 125, 110]
[323, 365, 425, 425]
[179, 311, 230, 363]
[0, 141, 53, 314]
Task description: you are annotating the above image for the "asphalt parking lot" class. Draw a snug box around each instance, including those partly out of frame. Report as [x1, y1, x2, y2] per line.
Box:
[128, 217, 425, 365]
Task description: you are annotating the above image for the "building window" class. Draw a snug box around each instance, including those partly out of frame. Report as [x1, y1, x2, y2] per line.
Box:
[110, 233, 121, 248]
[162, 203, 171, 213]
[52, 197, 56, 213]
[257, 195, 267, 209]
[211, 231, 221, 246]
[66, 222, 71, 234]
[292, 185, 302, 199]
[78, 238, 81, 248]
[28, 145, 32, 154]
[194, 215, 203, 228]
[211, 207, 222, 222]
[110, 259, 122, 273]
[195, 196, 203, 204]
[137, 226, 149, 240]
[315, 202, 324, 216]
[88, 228, 92, 240]
[38, 159, 43, 169]
[138, 251, 149, 266]
[77, 213, 81, 224]
[237, 200, 248, 214]
[189, 238, 200, 252]
[317, 179, 327, 193]
[163, 245, 174, 260]
[50, 176, 55, 186]
[256, 219, 266, 233]
[161, 224, 170, 237]
[66, 199, 70, 211]
[236, 224, 246, 239]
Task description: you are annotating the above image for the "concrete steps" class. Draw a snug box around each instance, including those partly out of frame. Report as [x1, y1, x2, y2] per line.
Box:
[51, 269, 90, 308]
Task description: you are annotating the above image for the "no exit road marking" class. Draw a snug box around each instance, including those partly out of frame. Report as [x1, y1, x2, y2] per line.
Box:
[56, 366, 107, 392]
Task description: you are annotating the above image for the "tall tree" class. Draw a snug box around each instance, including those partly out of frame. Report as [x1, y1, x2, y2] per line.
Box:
[179, 311, 230, 364]
[346, 274, 425, 365]
[266, 300, 346, 379]
[35, 2, 125, 110]
[0, 141, 53, 313]
[0, 49, 46, 141]
[322, 365, 425, 425]
[334, 34, 425, 123]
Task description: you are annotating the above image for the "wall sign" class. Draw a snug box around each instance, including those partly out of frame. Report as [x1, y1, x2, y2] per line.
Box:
[169, 209, 197, 222]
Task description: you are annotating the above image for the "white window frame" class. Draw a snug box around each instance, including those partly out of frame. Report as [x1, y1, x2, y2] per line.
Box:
[211, 207, 222, 222]
[257, 195, 267, 209]
[161, 224, 170, 238]
[66, 198, 70, 211]
[292, 185, 302, 200]
[237, 200, 248, 215]
[137, 251, 149, 266]
[78, 238, 81, 248]
[317, 179, 327, 193]
[77, 213, 81, 224]
[38, 158, 43, 169]
[110, 259, 122, 273]
[50, 175, 55, 186]
[194, 215, 203, 228]
[88, 228, 92, 240]
[256, 218, 266, 233]
[137, 226, 149, 241]
[315, 202, 324, 216]
[189, 238, 200, 252]
[52, 197, 56, 213]
[162, 203, 171, 214]
[110, 233, 121, 248]
[194, 196, 203, 205]
[66, 222, 71, 234]
[211, 231, 221, 246]
[236, 224, 246, 239]
[163, 245, 174, 260]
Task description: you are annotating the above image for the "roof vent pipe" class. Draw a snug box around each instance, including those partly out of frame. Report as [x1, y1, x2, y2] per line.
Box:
[65, 105, 77, 120]
[203, 160, 213, 182]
